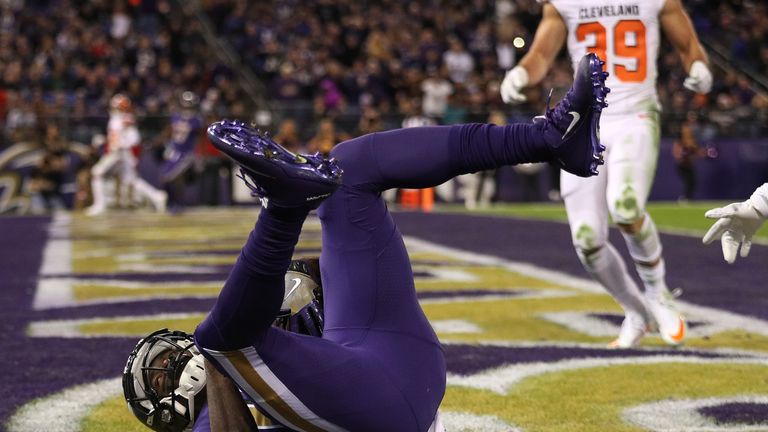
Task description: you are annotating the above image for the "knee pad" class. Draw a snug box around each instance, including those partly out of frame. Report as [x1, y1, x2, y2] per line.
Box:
[572, 222, 607, 253]
[571, 223, 608, 269]
[609, 184, 645, 225]
[328, 136, 372, 186]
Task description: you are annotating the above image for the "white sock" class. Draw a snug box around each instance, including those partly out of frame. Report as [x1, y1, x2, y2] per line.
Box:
[90, 175, 105, 209]
[577, 243, 649, 320]
[621, 215, 668, 297]
[132, 178, 165, 207]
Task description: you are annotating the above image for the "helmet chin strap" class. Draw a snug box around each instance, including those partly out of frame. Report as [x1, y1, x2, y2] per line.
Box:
[187, 392, 195, 424]
[175, 349, 207, 424]
[162, 394, 188, 417]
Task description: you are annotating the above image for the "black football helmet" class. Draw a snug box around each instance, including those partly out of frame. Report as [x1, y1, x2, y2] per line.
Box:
[274, 259, 324, 337]
[123, 329, 206, 432]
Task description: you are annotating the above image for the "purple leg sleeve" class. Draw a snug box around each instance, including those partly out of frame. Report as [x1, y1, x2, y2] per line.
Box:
[195, 206, 309, 350]
[318, 122, 550, 339]
[332, 123, 548, 190]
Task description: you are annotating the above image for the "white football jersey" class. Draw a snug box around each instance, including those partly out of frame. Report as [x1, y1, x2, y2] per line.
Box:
[548, 0, 665, 114]
[106, 112, 140, 152]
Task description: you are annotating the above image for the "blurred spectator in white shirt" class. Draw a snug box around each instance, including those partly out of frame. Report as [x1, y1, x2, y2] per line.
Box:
[442, 37, 474, 84]
[420, 67, 453, 120]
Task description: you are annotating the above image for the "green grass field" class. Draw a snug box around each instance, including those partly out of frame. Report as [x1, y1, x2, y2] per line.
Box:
[436, 201, 768, 240]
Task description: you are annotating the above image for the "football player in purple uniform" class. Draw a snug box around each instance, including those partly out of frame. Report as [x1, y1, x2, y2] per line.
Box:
[123, 53, 608, 432]
[161, 91, 204, 212]
[123, 260, 324, 431]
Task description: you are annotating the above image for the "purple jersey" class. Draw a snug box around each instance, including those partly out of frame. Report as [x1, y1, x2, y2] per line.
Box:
[161, 113, 202, 184]
[169, 113, 202, 154]
[192, 402, 290, 431]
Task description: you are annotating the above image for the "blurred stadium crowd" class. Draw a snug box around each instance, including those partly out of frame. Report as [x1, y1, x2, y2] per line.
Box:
[1, 0, 767, 213]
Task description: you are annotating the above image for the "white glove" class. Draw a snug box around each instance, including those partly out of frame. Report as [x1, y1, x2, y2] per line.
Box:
[683, 60, 712, 94]
[703, 199, 766, 263]
[500, 66, 529, 104]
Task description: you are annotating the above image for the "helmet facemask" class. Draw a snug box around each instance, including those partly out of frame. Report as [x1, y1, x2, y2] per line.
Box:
[123, 329, 206, 432]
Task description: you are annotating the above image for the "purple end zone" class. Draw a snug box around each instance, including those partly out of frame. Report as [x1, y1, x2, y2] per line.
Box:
[0, 217, 52, 423]
[699, 402, 768, 426]
[0, 218, 139, 424]
[0, 218, 220, 425]
[393, 212, 768, 321]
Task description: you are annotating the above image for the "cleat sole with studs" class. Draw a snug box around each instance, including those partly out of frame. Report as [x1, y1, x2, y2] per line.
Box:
[208, 120, 343, 208]
[586, 53, 610, 176]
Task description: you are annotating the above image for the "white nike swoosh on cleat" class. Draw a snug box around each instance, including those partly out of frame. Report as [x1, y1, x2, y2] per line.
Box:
[562, 111, 580, 138]
[285, 277, 302, 298]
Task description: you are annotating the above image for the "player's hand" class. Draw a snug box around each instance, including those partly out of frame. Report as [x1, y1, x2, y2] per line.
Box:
[500, 66, 529, 104]
[702, 200, 766, 263]
[683, 60, 712, 94]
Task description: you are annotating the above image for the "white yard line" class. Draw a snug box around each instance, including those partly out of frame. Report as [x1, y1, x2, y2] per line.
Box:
[6, 378, 121, 432]
[27, 312, 205, 338]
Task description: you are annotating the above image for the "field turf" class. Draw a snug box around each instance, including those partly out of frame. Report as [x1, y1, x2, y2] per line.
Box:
[3, 204, 768, 431]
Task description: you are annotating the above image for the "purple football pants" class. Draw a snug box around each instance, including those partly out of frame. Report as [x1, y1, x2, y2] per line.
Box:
[195, 123, 548, 432]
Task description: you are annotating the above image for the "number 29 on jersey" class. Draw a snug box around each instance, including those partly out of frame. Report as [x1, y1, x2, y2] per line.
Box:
[576, 20, 647, 83]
